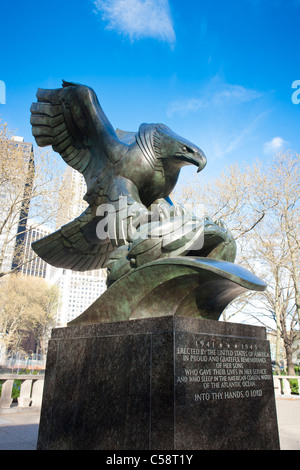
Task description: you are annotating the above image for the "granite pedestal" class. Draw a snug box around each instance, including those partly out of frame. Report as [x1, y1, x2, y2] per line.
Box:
[37, 316, 280, 450]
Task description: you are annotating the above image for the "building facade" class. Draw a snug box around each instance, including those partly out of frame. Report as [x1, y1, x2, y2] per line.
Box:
[20, 219, 52, 279]
[49, 266, 107, 327]
[49, 167, 107, 327]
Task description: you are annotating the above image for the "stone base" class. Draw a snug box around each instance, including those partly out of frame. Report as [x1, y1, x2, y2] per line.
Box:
[37, 316, 280, 450]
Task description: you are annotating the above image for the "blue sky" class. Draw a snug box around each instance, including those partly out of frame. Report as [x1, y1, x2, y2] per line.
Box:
[1, 0, 299, 183]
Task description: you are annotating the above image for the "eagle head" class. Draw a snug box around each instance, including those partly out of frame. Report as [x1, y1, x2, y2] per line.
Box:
[153, 124, 207, 173]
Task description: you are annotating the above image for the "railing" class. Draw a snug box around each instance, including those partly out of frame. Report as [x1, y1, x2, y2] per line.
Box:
[273, 375, 300, 397]
[0, 374, 298, 409]
[1, 353, 46, 373]
[0, 374, 44, 409]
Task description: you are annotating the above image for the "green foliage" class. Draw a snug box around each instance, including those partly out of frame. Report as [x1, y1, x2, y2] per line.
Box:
[289, 379, 299, 395]
[279, 366, 299, 395]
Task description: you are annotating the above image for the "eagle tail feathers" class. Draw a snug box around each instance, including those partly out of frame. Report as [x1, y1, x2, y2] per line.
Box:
[32, 214, 113, 272]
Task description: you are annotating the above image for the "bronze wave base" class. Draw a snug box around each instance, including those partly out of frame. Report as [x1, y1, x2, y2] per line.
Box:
[68, 257, 266, 326]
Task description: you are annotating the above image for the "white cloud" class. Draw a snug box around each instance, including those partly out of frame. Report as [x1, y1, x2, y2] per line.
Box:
[212, 84, 262, 105]
[94, 0, 175, 45]
[167, 98, 205, 117]
[167, 81, 262, 117]
[264, 137, 288, 155]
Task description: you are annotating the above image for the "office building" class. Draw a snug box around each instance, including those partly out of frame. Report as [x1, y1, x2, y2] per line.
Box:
[49, 167, 107, 327]
[20, 219, 52, 279]
[50, 266, 107, 326]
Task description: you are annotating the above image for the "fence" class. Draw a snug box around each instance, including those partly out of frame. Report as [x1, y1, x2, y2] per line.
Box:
[1, 353, 46, 373]
[0, 374, 299, 410]
[273, 375, 300, 397]
[0, 374, 44, 408]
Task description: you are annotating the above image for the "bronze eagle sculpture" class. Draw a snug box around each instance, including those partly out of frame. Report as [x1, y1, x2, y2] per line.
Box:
[30, 81, 212, 273]
[30, 81, 266, 325]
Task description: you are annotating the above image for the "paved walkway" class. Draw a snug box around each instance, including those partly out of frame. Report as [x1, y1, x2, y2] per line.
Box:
[275, 397, 300, 450]
[0, 398, 299, 450]
[0, 407, 41, 450]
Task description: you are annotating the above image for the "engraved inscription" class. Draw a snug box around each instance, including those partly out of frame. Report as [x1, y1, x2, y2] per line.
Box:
[175, 335, 272, 402]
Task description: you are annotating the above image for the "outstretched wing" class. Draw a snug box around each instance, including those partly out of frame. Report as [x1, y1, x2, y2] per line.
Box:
[32, 177, 149, 271]
[30, 82, 151, 271]
[30, 81, 126, 186]
[32, 206, 115, 271]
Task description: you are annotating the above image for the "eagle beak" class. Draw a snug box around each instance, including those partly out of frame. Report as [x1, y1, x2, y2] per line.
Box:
[178, 149, 207, 172]
[196, 151, 207, 173]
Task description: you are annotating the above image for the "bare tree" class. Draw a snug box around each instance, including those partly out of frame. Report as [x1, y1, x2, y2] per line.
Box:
[0, 275, 58, 358]
[175, 151, 300, 374]
[0, 121, 72, 277]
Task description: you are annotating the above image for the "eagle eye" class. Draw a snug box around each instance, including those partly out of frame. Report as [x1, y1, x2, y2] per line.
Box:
[181, 146, 188, 152]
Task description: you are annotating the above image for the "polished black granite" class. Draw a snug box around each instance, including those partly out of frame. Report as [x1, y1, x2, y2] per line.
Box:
[37, 316, 280, 450]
